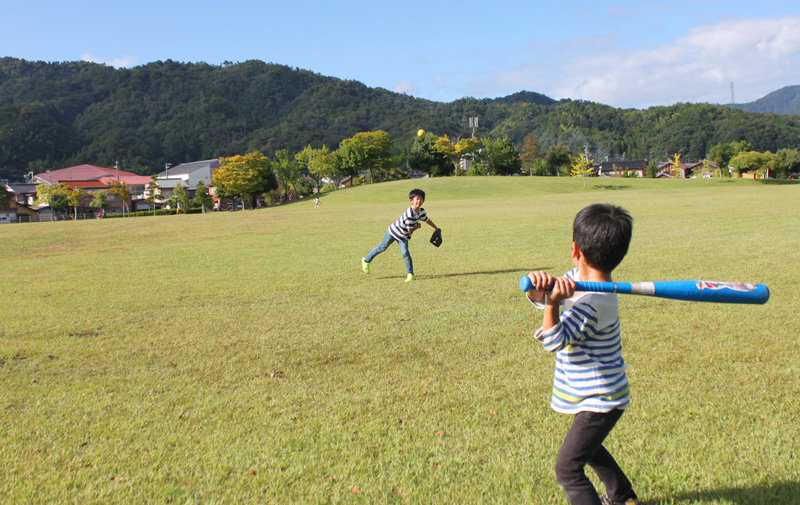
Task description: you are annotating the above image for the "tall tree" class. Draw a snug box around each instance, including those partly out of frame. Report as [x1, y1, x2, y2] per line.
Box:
[433, 135, 480, 176]
[296, 145, 337, 190]
[212, 152, 277, 209]
[172, 184, 190, 213]
[106, 181, 132, 216]
[145, 175, 164, 216]
[483, 137, 521, 175]
[195, 180, 213, 213]
[336, 131, 395, 184]
[89, 189, 109, 215]
[519, 133, 542, 176]
[407, 131, 450, 177]
[64, 187, 89, 220]
[34, 183, 71, 213]
[542, 145, 573, 176]
[273, 149, 302, 199]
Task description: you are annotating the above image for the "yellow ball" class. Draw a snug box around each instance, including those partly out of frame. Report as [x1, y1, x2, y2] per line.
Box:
[417, 129, 425, 137]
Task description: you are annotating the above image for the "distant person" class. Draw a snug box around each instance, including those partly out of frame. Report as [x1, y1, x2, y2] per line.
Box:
[522, 203, 641, 505]
[314, 197, 320, 208]
[361, 188, 438, 282]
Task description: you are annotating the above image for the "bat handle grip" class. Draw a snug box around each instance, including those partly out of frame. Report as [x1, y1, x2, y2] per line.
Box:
[520, 275, 534, 292]
[519, 275, 590, 293]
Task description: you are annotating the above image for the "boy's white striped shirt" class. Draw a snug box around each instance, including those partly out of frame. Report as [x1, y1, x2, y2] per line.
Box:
[532, 268, 630, 414]
[388, 206, 428, 241]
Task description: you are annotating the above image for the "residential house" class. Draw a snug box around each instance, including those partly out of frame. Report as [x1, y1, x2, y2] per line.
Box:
[594, 160, 647, 178]
[156, 159, 219, 197]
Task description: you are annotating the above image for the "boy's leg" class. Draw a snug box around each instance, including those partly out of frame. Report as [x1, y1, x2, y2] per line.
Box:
[555, 409, 631, 505]
[365, 231, 395, 264]
[397, 239, 413, 275]
[587, 412, 637, 504]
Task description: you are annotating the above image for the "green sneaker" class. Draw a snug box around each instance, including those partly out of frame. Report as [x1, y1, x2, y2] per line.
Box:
[405, 273, 416, 282]
[361, 258, 370, 274]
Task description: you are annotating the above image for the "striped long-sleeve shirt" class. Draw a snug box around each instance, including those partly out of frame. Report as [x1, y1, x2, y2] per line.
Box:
[531, 268, 630, 414]
[388, 206, 428, 242]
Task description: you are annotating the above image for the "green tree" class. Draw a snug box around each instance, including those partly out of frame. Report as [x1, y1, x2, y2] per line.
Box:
[646, 159, 659, 178]
[433, 135, 480, 176]
[729, 150, 772, 177]
[519, 133, 542, 176]
[212, 152, 278, 209]
[407, 131, 451, 177]
[172, 184, 190, 213]
[34, 183, 71, 213]
[708, 140, 750, 177]
[106, 181, 132, 217]
[542, 145, 573, 176]
[64, 187, 89, 220]
[145, 175, 164, 216]
[336, 131, 395, 184]
[296, 145, 337, 190]
[195, 180, 213, 213]
[89, 189, 109, 215]
[774, 148, 800, 179]
[273, 149, 302, 199]
[483, 137, 521, 175]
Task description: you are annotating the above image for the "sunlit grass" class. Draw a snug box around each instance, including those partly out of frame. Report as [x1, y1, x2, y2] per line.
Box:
[1, 177, 798, 504]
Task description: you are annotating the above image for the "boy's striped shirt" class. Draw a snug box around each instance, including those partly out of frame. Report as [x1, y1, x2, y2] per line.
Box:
[388, 206, 428, 242]
[531, 268, 630, 414]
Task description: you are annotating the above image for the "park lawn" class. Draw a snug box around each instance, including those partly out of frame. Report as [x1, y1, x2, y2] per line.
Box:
[1, 177, 798, 504]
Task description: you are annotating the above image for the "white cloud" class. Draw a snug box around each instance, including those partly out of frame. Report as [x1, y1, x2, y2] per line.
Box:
[554, 16, 800, 108]
[459, 16, 800, 108]
[394, 80, 418, 94]
[81, 53, 137, 68]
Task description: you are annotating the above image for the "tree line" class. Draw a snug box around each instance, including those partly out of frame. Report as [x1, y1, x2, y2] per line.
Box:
[3, 57, 800, 183]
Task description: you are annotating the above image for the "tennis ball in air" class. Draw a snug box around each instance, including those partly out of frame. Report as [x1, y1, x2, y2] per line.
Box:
[417, 129, 425, 137]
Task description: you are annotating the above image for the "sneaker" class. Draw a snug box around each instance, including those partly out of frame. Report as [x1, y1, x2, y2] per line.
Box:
[405, 273, 416, 282]
[361, 258, 370, 274]
[601, 497, 643, 505]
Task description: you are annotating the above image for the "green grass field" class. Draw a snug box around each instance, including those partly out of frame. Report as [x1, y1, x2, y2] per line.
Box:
[1, 177, 798, 504]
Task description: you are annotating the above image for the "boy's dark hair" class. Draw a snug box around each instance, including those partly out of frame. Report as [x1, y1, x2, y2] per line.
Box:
[409, 189, 425, 200]
[573, 203, 633, 272]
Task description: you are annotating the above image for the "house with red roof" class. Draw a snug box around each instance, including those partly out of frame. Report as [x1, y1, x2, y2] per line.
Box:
[32, 164, 138, 184]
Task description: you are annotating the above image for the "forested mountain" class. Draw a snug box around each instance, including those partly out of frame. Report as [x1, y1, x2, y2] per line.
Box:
[734, 85, 800, 115]
[2, 56, 800, 181]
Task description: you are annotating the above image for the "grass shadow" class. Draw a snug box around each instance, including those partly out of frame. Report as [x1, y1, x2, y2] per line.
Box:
[592, 184, 631, 191]
[380, 268, 551, 281]
[649, 481, 800, 504]
[756, 179, 800, 185]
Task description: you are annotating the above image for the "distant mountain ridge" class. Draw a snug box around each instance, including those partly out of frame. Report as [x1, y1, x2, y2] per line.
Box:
[733, 85, 800, 114]
[2, 57, 800, 182]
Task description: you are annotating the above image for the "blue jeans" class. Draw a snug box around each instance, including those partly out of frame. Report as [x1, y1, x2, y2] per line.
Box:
[365, 231, 413, 274]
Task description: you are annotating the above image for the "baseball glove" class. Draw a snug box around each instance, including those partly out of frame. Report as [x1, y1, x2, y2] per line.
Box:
[430, 228, 442, 247]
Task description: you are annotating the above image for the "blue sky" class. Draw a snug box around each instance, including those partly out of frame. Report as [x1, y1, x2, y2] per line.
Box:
[2, 0, 799, 109]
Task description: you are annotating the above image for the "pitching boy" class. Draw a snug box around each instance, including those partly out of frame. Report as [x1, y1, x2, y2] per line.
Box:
[523, 203, 641, 505]
[361, 189, 439, 282]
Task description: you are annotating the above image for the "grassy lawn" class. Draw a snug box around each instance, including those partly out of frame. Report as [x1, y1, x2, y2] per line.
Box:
[1, 177, 798, 504]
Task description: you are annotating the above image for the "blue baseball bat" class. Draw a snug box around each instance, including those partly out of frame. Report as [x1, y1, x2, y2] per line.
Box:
[519, 276, 770, 305]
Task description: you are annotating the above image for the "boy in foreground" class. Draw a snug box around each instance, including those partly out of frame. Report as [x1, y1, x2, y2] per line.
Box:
[523, 203, 641, 505]
[361, 189, 439, 282]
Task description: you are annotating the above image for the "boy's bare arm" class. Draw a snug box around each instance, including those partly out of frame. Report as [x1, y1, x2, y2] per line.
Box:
[426, 219, 439, 230]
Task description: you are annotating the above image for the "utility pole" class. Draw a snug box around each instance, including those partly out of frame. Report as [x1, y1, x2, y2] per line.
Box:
[115, 161, 119, 181]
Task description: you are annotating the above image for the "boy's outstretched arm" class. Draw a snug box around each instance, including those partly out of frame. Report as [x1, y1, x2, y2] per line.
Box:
[426, 219, 439, 230]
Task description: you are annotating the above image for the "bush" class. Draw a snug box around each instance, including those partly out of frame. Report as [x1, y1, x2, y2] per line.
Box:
[321, 183, 335, 193]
